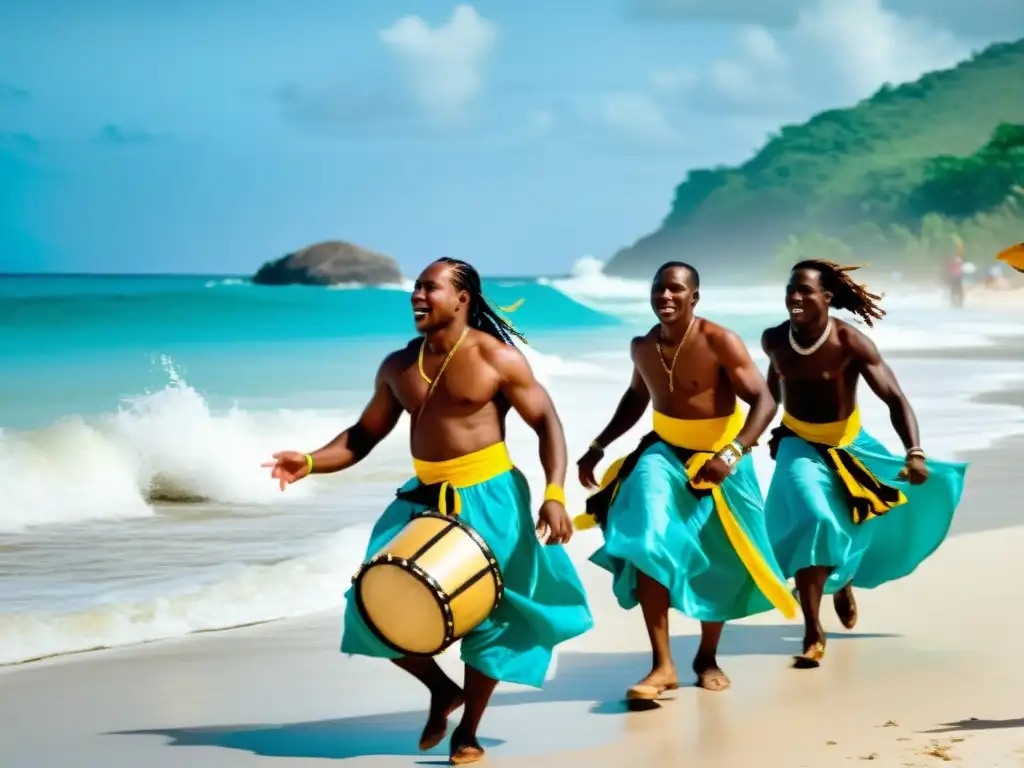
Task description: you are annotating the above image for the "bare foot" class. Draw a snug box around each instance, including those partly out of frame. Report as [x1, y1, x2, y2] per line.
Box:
[449, 727, 485, 765]
[793, 631, 826, 669]
[419, 686, 465, 751]
[833, 584, 858, 630]
[693, 656, 731, 692]
[625, 665, 679, 701]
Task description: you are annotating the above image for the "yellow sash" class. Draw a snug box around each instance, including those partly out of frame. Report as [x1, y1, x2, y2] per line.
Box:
[576, 406, 798, 619]
[781, 409, 907, 524]
[412, 442, 514, 517]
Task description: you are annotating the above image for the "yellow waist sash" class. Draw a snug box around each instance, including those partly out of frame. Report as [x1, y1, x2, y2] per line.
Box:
[652, 406, 744, 452]
[576, 406, 798, 620]
[781, 409, 861, 448]
[781, 409, 906, 524]
[411, 442, 514, 517]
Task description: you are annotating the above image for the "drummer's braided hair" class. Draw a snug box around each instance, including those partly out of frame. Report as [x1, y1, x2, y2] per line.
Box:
[792, 259, 886, 327]
[437, 257, 527, 345]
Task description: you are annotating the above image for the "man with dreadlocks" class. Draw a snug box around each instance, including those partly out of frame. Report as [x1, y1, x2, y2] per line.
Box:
[761, 260, 966, 668]
[263, 258, 592, 764]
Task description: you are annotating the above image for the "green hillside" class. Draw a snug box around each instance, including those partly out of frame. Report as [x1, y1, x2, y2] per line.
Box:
[605, 39, 1024, 279]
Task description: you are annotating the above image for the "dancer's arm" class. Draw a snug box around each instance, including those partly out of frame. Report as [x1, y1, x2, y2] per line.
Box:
[488, 341, 575, 543]
[761, 330, 782, 404]
[709, 326, 778, 450]
[590, 339, 651, 450]
[489, 343, 567, 492]
[848, 328, 921, 451]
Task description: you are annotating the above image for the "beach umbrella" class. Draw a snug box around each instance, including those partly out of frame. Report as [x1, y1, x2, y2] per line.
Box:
[996, 243, 1024, 274]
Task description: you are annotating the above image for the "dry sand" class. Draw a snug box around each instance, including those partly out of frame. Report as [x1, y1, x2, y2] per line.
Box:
[964, 285, 1024, 312]
[3, 394, 1024, 766]
[2, 510, 1024, 766]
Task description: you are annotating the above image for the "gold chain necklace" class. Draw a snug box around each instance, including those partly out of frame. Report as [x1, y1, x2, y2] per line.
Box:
[417, 326, 469, 402]
[655, 317, 696, 393]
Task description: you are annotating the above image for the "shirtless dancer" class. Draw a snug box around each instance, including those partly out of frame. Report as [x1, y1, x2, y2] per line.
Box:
[264, 258, 593, 763]
[576, 262, 796, 699]
[761, 260, 966, 667]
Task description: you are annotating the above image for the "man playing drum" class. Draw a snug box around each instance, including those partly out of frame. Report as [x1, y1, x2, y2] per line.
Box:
[263, 258, 593, 764]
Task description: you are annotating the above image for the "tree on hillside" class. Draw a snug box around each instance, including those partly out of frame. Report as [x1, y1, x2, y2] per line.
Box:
[909, 123, 1024, 219]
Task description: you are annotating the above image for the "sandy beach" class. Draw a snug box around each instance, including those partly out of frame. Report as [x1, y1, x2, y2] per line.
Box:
[3, 397, 1024, 768]
[965, 284, 1024, 312]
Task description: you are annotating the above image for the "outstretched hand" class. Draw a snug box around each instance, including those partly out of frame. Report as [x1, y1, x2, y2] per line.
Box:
[536, 500, 573, 546]
[262, 451, 310, 491]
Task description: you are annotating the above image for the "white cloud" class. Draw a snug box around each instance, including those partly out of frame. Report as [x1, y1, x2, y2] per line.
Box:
[694, 0, 964, 113]
[380, 5, 499, 126]
[626, 0, 1024, 36]
[595, 0, 973, 155]
[593, 92, 684, 148]
[736, 24, 785, 68]
[793, 0, 965, 96]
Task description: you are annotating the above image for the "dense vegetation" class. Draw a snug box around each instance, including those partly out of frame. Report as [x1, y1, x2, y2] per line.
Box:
[605, 39, 1024, 280]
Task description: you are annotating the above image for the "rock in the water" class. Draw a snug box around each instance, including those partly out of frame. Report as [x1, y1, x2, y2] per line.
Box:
[252, 240, 403, 286]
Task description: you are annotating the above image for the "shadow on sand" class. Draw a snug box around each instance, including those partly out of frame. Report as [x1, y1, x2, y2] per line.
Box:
[924, 717, 1024, 734]
[113, 622, 898, 762]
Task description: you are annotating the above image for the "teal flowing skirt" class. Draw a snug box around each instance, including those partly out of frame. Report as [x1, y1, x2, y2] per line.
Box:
[340, 468, 593, 688]
[765, 429, 967, 594]
[590, 443, 787, 622]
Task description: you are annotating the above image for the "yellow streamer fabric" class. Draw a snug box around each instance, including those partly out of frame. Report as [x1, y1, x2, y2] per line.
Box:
[412, 442, 514, 517]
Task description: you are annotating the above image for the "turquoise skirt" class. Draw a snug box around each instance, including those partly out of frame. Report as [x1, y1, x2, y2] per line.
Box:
[765, 429, 967, 594]
[590, 443, 787, 622]
[340, 468, 594, 688]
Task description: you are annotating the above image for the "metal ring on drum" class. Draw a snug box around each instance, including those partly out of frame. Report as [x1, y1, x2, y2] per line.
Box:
[351, 510, 504, 657]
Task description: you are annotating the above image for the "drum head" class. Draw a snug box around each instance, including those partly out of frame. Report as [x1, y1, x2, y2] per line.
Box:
[358, 562, 447, 655]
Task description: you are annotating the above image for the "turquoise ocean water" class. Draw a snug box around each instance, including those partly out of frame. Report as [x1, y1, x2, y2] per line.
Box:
[2, 260, 1024, 666]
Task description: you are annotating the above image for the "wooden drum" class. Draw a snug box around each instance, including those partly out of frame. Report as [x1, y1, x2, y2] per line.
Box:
[351, 510, 504, 656]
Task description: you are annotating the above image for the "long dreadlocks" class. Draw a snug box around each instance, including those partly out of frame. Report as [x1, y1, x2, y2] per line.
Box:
[793, 259, 886, 327]
[436, 257, 527, 345]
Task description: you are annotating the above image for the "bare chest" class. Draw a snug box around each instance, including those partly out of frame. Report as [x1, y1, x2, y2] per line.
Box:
[393, 353, 502, 414]
[772, 342, 854, 383]
[640, 338, 720, 389]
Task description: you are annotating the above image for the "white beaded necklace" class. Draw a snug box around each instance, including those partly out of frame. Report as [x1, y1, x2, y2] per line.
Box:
[789, 317, 833, 356]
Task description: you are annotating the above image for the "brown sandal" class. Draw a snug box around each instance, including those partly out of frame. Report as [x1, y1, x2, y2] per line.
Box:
[793, 641, 826, 669]
[625, 681, 680, 701]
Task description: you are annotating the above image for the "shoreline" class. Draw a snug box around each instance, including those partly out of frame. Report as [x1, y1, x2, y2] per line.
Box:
[3, 340, 1024, 765]
[3, 343, 1024, 673]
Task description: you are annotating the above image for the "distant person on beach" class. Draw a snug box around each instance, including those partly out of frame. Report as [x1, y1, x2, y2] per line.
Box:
[263, 258, 592, 764]
[946, 251, 965, 307]
[574, 262, 797, 700]
[761, 260, 967, 668]
[985, 262, 1008, 290]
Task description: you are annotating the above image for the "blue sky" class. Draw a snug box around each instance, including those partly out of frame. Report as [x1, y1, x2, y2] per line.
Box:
[0, 0, 1014, 276]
